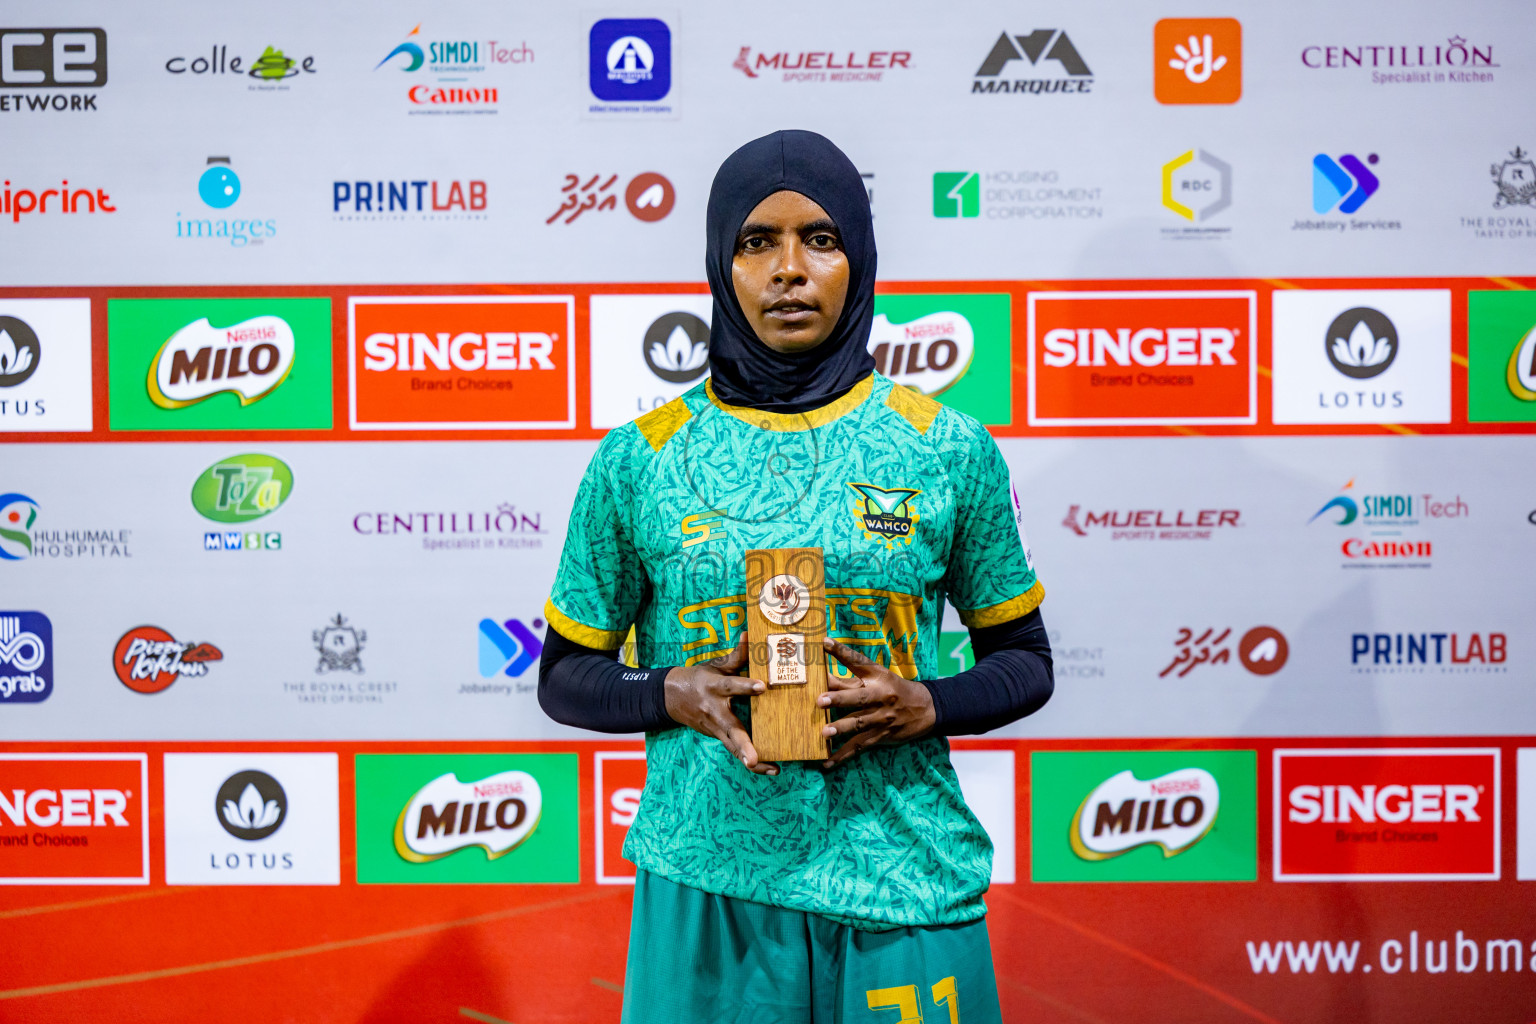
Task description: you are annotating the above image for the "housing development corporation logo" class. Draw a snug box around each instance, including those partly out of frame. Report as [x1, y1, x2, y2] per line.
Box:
[1154, 19, 1241, 104]
[478, 617, 544, 678]
[0, 28, 107, 113]
[0, 753, 148, 884]
[176, 156, 276, 247]
[587, 18, 672, 115]
[932, 172, 979, 218]
[733, 46, 910, 83]
[0, 612, 51, 703]
[1031, 750, 1257, 882]
[972, 30, 1092, 94]
[1467, 290, 1536, 423]
[163, 43, 317, 89]
[931, 168, 1105, 222]
[374, 23, 531, 115]
[1274, 748, 1499, 881]
[112, 626, 223, 695]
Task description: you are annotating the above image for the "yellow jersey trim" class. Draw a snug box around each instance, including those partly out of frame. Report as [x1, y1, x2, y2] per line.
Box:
[704, 374, 874, 432]
[957, 579, 1045, 629]
[544, 599, 628, 650]
[635, 396, 694, 452]
[883, 384, 942, 435]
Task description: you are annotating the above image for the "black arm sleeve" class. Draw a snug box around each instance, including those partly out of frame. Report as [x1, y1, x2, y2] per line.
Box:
[536, 625, 675, 734]
[920, 607, 1054, 737]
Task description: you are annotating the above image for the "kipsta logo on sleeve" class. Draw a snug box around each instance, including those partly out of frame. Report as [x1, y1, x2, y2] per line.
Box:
[588, 18, 672, 113]
[113, 626, 223, 694]
[1154, 19, 1241, 104]
[972, 30, 1092, 94]
[0, 611, 51, 703]
[0, 28, 107, 112]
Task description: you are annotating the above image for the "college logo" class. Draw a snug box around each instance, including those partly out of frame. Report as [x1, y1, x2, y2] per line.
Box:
[0, 28, 107, 112]
[163, 44, 317, 86]
[1312, 153, 1379, 214]
[1467, 290, 1536, 423]
[732, 46, 910, 83]
[848, 483, 920, 546]
[1062, 505, 1241, 541]
[0, 612, 50, 703]
[331, 178, 488, 220]
[478, 617, 544, 678]
[595, 751, 646, 884]
[1031, 750, 1257, 882]
[1274, 748, 1499, 881]
[176, 156, 276, 247]
[191, 453, 293, 548]
[314, 614, 365, 674]
[1154, 19, 1241, 104]
[0, 301, 92, 430]
[113, 626, 223, 695]
[355, 753, 577, 882]
[1271, 289, 1451, 424]
[546, 172, 674, 225]
[1160, 626, 1289, 678]
[1161, 149, 1231, 225]
[972, 30, 1092, 94]
[0, 753, 148, 884]
[588, 18, 671, 105]
[2, 178, 115, 221]
[1028, 291, 1256, 426]
[163, 752, 340, 885]
[349, 295, 574, 430]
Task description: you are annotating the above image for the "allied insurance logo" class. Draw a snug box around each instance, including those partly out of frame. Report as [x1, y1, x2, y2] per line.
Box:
[1027, 291, 1257, 426]
[348, 295, 576, 430]
[0, 752, 148, 885]
[587, 17, 672, 115]
[1154, 19, 1241, 104]
[1274, 748, 1499, 881]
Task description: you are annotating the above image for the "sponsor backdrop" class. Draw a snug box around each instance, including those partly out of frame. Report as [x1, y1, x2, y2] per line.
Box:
[2, 0, 1534, 1021]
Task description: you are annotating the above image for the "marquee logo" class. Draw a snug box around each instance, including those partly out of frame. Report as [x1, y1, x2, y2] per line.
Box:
[0, 753, 148, 884]
[1029, 290, 1256, 425]
[973, 29, 1092, 94]
[1070, 767, 1219, 860]
[147, 316, 294, 409]
[1154, 19, 1241, 104]
[393, 770, 542, 863]
[0, 611, 51, 703]
[113, 626, 223, 694]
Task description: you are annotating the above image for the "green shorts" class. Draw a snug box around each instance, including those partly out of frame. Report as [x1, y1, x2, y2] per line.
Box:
[620, 871, 1002, 1024]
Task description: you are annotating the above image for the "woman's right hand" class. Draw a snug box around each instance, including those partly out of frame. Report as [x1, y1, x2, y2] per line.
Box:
[663, 635, 778, 776]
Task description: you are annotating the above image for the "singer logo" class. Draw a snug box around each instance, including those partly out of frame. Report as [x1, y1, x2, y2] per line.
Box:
[393, 770, 542, 863]
[1028, 291, 1256, 425]
[348, 296, 575, 430]
[1070, 767, 1219, 860]
[147, 316, 294, 408]
[1274, 748, 1500, 881]
[0, 753, 148, 884]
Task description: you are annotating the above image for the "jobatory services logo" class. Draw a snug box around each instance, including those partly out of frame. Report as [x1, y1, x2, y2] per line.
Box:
[332, 178, 487, 221]
[1307, 477, 1465, 569]
[0, 612, 51, 703]
[112, 626, 223, 695]
[1274, 748, 1499, 881]
[478, 616, 544, 680]
[0, 753, 148, 884]
[163, 43, 317, 89]
[0, 492, 132, 561]
[1154, 19, 1240, 104]
[176, 156, 276, 247]
[1028, 290, 1256, 426]
[375, 23, 531, 115]
[192, 453, 292, 553]
[1062, 505, 1241, 541]
[1159, 626, 1289, 678]
[595, 751, 646, 884]
[732, 45, 910, 83]
[348, 295, 575, 430]
[972, 29, 1092, 94]
[1467, 290, 1536, 422]
[0, 298, 92, 431]
[0, 28, 106, 112]
[1161, 149, 1231, 239]
[1031, 750, 1257, 882]
[352, 504, 547, 552]
[1349, 630, 1506, 674]
[163, 752, 341, 885]
[546, 171, 674, 225]
[2, 177, 115, 223]
[1299, 35, 1496, 85]
[1271, 290, 1451, 424]
[107, 298, 333, 431]
[354, 753, 577, 883]
[587, 17, 672, 116]
[1296, 153, 1400, 234]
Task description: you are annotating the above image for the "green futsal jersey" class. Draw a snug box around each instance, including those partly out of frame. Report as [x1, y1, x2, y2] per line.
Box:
[546, 372, 1042, 931]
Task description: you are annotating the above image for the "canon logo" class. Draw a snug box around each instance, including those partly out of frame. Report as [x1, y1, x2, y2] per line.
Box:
[1288, 783, 1479, 825]
[1041, 327, 1237, 368]
[0, 787, 129, 827]
[363, 332, 555, 372]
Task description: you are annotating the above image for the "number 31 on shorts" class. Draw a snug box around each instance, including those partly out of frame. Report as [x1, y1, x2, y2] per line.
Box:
[866, 976, 959, 1023]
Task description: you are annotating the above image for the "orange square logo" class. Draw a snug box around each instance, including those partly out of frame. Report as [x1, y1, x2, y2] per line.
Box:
[349, 296, 575, 430]
[0, 754, 149, 884]
[1154, 18, 1242, 104]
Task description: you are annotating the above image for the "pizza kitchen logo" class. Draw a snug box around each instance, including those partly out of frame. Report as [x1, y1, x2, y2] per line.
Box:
[848, 482, 920, 546]
[113, 626, 223, 694]
[732, 45, 911, 83]
[393, 770, 542, 863]
[1062, 504, 1240, 541]
[1070, 767, 1219, 861]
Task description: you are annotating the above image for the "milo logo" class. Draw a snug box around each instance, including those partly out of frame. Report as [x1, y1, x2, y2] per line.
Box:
[393, 770, 543, 864]
[147, 315, 296, 409]
[1070, 767, 1218, 861]
[868, 310, 974, 396]
[190, 454, 293, 523]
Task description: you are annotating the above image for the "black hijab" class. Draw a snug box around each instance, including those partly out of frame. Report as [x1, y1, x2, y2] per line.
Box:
[704, 130, 876, 413]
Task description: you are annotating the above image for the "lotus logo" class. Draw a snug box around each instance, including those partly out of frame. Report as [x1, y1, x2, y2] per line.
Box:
[1070, 767, 1219, 861]
[216, 769, 287, 841]
[1324, 307, 1397, 379]
[641, 311, 709, 383]
[868, 311, 974, 395]
[147, 315, 296, 409]
[0, 317, 40, 388]
[394, 770, 542, 863]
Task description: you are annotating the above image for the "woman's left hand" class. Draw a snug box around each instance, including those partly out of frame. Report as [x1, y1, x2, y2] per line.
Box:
[817, 638, 937, 769]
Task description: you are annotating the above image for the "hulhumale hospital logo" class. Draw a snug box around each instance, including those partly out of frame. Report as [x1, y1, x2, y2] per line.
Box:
[176, 156, 276, 247]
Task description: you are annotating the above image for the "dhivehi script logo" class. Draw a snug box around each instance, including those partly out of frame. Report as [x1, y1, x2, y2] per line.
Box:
[1069, 767, 1219, 860]
[393, 770, 542, 863]
[868, 310, 973, 396]
[147, 315, 296, 409]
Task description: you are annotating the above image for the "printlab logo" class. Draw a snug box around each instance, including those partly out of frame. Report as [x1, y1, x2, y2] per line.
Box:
[163, 44, 317, 88]
[972, 30, 1093, 94]
[1061, 505, 1241, 541]
[113, 626, 223, 694]
[191, 454, 292, 556]
[588, 18, 672, 112]
[479, 617, 544, 678]
[1160, 626, 1289, 678]
[546, 172, 674, 224]
[176, 156, 276, 248]
[314, 614, 365, 674]
[1350, 630, 1506, 674]
[1161, 150, 1231, 232]
[0, 28, 107, 112]
[1154, 19, 1241, 104]
[642, 311, 709, 383]
[0, 611, 51, 703]
[216, 770, 287, 840]
[932, 172, 979, 218]
[732, 46, 911, 83]
[1467, 290, 1536, 422]
[848, 483, 920, 546]
[332, 178, 487, 221]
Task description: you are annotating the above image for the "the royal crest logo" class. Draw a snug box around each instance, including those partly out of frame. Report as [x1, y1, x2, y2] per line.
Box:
[314, 614, 365, 674]
[113, 625, 223, 694]
[1491, 146, 1536, 208]
[848, 482, 921, 545]
[147, 315, 296, 409]
[393, 770, 542, 863]
[1069, 767, 1220, 861]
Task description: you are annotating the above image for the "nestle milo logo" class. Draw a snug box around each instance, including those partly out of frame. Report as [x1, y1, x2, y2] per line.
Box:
[1069, 767, 1219, 861]
[190, 454, 293, 523]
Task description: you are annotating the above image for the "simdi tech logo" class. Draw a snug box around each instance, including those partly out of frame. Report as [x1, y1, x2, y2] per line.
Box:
[107, 297, 333, 431]
[192, 453, 292, 553]
[0, 752, 148, 885]
[1031, 749, 1257, 881]
[375, 23, 531, 115]
[1274, 748, 1499, 881]
[1467, 290, 1536, 423]
[1271, 290, 1450, 424]
[1306, 477, 1463, 569]
[354, 753, 577, 883]
[348, 295, 575, 430]
[1028, 290, 1257, 426]
[0, 611, 51, 703]
[1154, 19, 1240, 104]
[0, 298, 93, 431]
[0, 28, 107, 112]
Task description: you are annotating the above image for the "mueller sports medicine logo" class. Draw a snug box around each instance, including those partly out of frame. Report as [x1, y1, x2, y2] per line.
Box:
[0, 753, 148, 884]
[147, 316, 294, 409]
[973, 30, 1092, 94]
[0, 29, 107, 112]
[1063, 505, 1240, 541]
[733, 46, 910, 83]
[113, 626, 223, 695]
[1274, 748, 1499, 881]
[1350, 631, 1506, 674]
[0, 612, 51, 703]
[1070, 767, 1219, 860]
[349, 296, 575, 430]
[1029, 291, 1256, 426]
[393, 770, 542, 863]
[332, 179, 487, 221]
[1300, 35, 1496, 85]
[1154, 19, 1241, 104]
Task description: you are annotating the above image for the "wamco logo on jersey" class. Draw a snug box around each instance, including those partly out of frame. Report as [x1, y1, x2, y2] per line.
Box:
[732, 45, 911, 83]
[972, 29, 1092, 94]
[375, 23, 532, 115]
[164, 43, 317, 90]
[0, 753, 148, 884]
[349, 295, 575, 430]
[1275, 748, 1499, 881]
[1307, 477, 1465, 569]
[0, 611, 51, 703]
[1031, 750, 1257, 882]
[192, 453, 292, 552]
[1350, 630, 1507, 674]
[0, 28, 107, 112]
[1062, 505, 1240, 541]
[332, 178, 487, 221]
[1028, 290, 1256, 426]
[113, 626, 223, 695]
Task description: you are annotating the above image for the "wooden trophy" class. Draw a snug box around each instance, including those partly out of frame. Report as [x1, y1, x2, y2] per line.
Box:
[744, 546, 830, 762]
